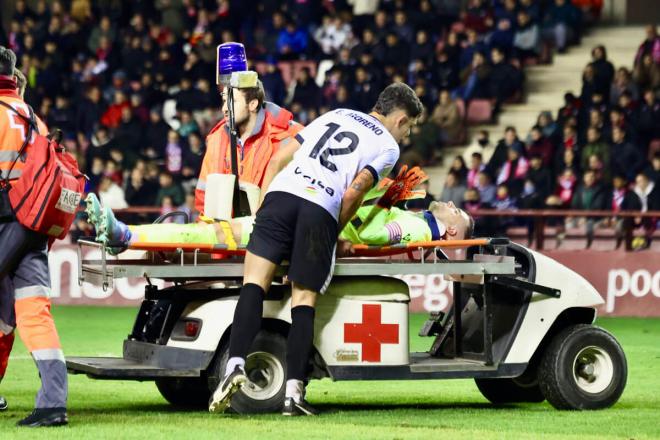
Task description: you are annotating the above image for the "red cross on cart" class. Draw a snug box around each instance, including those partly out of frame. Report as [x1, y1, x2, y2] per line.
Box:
[344, 304, 399, 362]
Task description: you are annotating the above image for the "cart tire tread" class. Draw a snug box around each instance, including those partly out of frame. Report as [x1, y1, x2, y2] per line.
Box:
[538, 324, 627, 410]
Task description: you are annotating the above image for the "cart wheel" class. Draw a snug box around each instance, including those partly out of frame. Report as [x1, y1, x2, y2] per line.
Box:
[475, 374, 544, 404]
[538, 324, 627, 410]
[209, 330, 287, 414]
[155, 377, 211, 408]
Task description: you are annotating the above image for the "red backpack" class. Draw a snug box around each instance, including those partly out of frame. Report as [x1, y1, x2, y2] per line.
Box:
[0, 102, 86, 239]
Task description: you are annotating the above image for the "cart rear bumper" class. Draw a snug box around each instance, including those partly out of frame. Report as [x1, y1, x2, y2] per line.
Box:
[67, 340, 214, 380]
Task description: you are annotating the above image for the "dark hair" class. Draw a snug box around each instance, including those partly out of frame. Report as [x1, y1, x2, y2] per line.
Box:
[241, 79, 265, 109]
[471, 151, 483, 159]
[465, 215, 475, 239]
[0, 46, 16, 76]
[505, 126, 516, 133]
[13, 68, 26, 96]
[372, 82, 423, 119]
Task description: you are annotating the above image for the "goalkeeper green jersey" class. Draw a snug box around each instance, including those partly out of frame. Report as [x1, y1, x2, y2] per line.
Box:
[339, 205, 435, 245]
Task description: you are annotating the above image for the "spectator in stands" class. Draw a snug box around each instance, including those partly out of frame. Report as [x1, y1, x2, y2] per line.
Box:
[634, 25, 660, 66]
[513, 10, 541, 62]
[488, 126, 524, 176]
[634, 172, 660, 212]
[581, 126, 609, 171]
[352, 66, 378, 113]
[526, 125, 554, 167]
[432, 50, 460, 91]
[519, 178, 544, 209]
[488, 18, 515, 54]
[548, 168, 578, 210]
[489, 47, 523, 113]
[557, 92, 581, 128]
[431, 90, 463, 145]
[572, 169, 607, 212]
[589, 45, 615, 97]
[467, 152, 485, 188]
[476, 170, 497, 204]
[156, 171, 185, 207]
[326, 84, 353, 110]
[449, 155, 468, 184]
[607, 174, 641, 248]
[314, 15, 350, 58]
[371, 9, 389, 41]
[456, 51, 491, 102]
[492, 183, 517, 232]
[638, 89, 660, 150]
[572, 169, 607, 246]
[125, 167, 157, 207]
[98, 175, 128, 210]
[440, 171, 467, 207]
[633, 172, 659, 248]
[526, 154, 553, 200]
[410, 30, 434, 66]
[555, 124, 581, 169]
[633, 53, 660, 91]
[496, 143, 529, 197]
[392, 10, 414, 44]
[400, 108, 441, 166]
[347, 0, 380, 35]
[290, 67, 321, 113]
[611, 126, 645, 182]
[556, 146, 581, 178]
[144, 108, 170, 159]
[542, 0, 580, 53]
[647, 153, 660, 184]
[462, 0, 494, 35]
[277, 19, 308, 60]
[537, 110, 560, 142]
[476, 129, 491, 149]
[610, 67, 639, 105]
[165, 130, 183, 176]
[381, 32, 410, 67]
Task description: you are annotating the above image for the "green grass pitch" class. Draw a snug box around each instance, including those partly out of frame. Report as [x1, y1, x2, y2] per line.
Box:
[1, 307, 659, 439]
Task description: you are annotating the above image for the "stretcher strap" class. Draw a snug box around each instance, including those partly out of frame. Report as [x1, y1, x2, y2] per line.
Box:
[219, 220, 237, 250]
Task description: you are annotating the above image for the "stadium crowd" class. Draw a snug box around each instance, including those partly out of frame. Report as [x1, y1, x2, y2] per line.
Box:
[442, 25, 660, 245]
[5, 0, 643, 243]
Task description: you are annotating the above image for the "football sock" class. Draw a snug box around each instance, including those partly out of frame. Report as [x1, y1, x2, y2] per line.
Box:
[286, 305, 315, 383]
[228, 283, 265, 360]
[224, 357, 245, 378]
[285, 379, 304, 403]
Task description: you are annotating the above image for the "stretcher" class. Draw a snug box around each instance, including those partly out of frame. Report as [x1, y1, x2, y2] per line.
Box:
[69, 236, 627, 413]
[76, 237, 516, 291]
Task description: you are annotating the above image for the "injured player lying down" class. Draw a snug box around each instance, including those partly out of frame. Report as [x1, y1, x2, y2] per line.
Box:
[84, 166, 474, 254]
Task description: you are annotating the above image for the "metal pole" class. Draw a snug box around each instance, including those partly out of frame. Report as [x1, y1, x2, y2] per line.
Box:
[226, 87, 243, 217]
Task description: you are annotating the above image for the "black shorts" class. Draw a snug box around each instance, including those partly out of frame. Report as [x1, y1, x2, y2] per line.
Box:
[247, 191, 338, 294]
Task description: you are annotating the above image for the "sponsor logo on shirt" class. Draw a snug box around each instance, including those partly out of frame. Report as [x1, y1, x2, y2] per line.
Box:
[294, 166, 335, 196]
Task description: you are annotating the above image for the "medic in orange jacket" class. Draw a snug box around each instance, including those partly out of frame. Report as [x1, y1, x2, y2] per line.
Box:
[195, 80, 303, 214]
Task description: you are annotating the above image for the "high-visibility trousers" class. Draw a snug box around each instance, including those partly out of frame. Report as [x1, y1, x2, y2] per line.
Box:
[0, 205, 67, 409]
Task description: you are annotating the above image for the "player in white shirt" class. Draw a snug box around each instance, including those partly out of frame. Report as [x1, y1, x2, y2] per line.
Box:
[209, 83, 424, 416]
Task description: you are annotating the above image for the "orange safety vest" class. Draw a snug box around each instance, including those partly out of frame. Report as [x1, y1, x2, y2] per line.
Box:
[0, 91, 48, 182]
[195, 102, 302, 214]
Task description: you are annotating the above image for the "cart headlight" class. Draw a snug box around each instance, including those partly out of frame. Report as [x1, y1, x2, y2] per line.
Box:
[171, 319, 202, 341]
